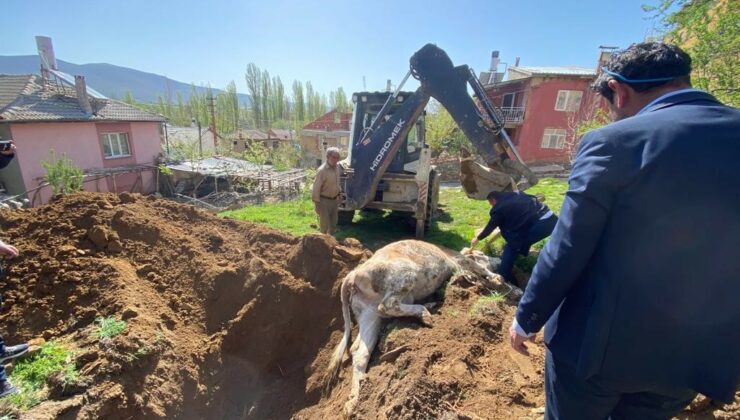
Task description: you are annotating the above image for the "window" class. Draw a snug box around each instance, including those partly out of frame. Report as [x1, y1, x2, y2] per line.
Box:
[555, 90, 583, 112]
[541, 128, 567, 149]
[502, 92, 516, 108]
[100, 132, 131, 158]
[339, 136, 349, 147]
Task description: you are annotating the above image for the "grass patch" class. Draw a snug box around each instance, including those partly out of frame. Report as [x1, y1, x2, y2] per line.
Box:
[95, 316, 126, 340]
[220, 178, 568, 257]
[470, 292, 507, 314]
[4, 342, 77, 410]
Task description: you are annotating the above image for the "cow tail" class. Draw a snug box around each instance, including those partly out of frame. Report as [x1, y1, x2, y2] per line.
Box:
[325, 271, 353, 393]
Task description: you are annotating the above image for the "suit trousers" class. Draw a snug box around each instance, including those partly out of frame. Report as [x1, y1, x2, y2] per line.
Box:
[499, 212, 558, 283]
[544, 350, 696, 420]
[318, 197, 338, 235]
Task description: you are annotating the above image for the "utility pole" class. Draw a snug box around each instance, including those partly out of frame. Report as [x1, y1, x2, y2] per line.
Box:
[208, 94, 217, 149]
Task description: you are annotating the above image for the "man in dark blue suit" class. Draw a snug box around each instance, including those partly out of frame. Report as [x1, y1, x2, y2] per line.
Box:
[509, 42, 740, 419]
[470, 191, 557, 284]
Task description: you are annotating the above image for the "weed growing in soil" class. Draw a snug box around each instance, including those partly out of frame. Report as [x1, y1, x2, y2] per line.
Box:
[4, 342, 77, 410]
[470, 292, 506, 314]
[95, 316, 126, 340]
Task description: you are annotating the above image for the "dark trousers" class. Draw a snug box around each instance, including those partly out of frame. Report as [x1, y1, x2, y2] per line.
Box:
[0, 291, 5, 382]
[499, 212, 558, 283]
[544, 350, 696, 420]
[0, 335, 5, 381]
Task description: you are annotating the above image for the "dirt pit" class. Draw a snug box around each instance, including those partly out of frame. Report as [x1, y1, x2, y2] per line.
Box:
[0, 192, 735, 419]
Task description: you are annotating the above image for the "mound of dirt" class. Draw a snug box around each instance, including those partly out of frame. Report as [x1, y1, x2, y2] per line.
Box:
[0, 192, 735, 419]
[0, 192, 368, 419]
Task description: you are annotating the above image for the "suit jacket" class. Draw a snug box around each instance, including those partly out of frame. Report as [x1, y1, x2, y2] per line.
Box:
[0, 154, 14, 169]
[516, 90, 740, 401]
[477, 192, 550, 249]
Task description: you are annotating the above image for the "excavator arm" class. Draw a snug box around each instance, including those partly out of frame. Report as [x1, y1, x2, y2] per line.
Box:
[343, 43, 537, 210]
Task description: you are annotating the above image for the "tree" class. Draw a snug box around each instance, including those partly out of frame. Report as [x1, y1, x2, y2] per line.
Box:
[260, 70, 272, 127]
[245, 63, 262, 128]
[42, 150, 84, 195]
[292, 80, 305, 121]
[334, 87, 350, 112]
[425, 101, 470, 155]
[565, 89, 609, 160]
[645, 0, 739, 106]
[122, 90, 136, 105]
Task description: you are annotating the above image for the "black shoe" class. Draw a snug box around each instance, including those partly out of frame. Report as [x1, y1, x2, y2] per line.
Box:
[0, 344, 29, 363]
[0, 381, 18, 398]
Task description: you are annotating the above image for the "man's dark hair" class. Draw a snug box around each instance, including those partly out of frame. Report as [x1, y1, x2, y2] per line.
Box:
[592, 42, 692, 103]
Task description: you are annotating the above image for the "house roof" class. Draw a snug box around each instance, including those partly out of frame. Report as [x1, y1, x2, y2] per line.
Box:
[234, 129, 268, 140]
[0, 74, 165, 123]
[303, 109, 352, 132]
[508, 66, 596, 78]
[167, 156, 271, 176]
[268, 128, 295, 141]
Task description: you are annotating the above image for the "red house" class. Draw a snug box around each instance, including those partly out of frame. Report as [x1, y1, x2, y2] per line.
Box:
[300, 109, 352, 164]
[484, 65, 598, 164]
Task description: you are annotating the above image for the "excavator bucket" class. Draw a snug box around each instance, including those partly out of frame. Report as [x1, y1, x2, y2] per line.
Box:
[458, 149, 538, 199]
[459, 156, 516, 199]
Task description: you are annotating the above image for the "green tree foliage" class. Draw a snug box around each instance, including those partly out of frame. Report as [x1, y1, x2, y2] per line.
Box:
[425, 101, 471, 155]
[261, 70, 272, 127]
[645, 0, 739, 106]
[292, 80, 305, 121]
[575, 108, 611, 138]
[330, 87, 351, 112]
[270, 142, 300, 171]
[245, 63, 262, 128]
[41, 150, 84, 195]
[122, 90, 136, 105]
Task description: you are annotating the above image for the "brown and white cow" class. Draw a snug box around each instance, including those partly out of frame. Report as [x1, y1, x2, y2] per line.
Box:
[325, 239, 518, 415]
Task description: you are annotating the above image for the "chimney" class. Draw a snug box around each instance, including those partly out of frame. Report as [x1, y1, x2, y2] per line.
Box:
[514, 57, 521, 67]
[386, 79, 392, 92]
[74, 76, 93, 115]
[490, 50, 500, 72]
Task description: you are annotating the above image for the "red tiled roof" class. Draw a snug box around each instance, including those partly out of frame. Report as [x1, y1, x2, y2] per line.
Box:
[303, 109, 352, 131]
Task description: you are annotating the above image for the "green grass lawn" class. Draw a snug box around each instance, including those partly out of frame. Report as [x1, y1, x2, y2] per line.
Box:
[220, 177, 568, 254]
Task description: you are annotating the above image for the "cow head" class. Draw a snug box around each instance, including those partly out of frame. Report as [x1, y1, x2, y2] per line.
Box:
[454, 249, 522, 298]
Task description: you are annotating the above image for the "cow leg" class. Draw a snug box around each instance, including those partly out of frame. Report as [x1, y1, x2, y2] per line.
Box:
[377, 295, 434, 326]
[346, 307, 381, 416]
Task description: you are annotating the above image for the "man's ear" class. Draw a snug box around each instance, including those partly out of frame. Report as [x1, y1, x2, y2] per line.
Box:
[608, 79, 630, 109]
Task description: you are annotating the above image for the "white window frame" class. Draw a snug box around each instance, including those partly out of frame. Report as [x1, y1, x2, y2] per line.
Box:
[541, 128, 567, 149]
[502, 92, 516, 108]
[100, 132, 131, 158]
[555, 90, 583, 112]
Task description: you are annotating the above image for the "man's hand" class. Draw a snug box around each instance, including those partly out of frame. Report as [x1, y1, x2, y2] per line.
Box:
[509, 322, 536, 356]
[314, 202, 320, 214]
[469, 238, 479, 250]
[0, 243, 19, 258]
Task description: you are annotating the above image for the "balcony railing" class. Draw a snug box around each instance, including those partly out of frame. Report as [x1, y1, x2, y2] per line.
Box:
[498, 107, 525, 124]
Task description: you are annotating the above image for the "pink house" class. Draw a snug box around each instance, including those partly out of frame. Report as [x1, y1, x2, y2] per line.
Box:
[0, 74, 165, 205]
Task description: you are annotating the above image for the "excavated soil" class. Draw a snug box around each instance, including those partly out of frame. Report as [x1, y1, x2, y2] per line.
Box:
[0, 192, 735, 419]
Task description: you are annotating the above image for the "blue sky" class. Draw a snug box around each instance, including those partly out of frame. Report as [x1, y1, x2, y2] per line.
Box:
[2, 0, 664, 96]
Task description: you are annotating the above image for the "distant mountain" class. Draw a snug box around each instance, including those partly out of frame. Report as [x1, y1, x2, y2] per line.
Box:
[0, 55, 250, 105]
